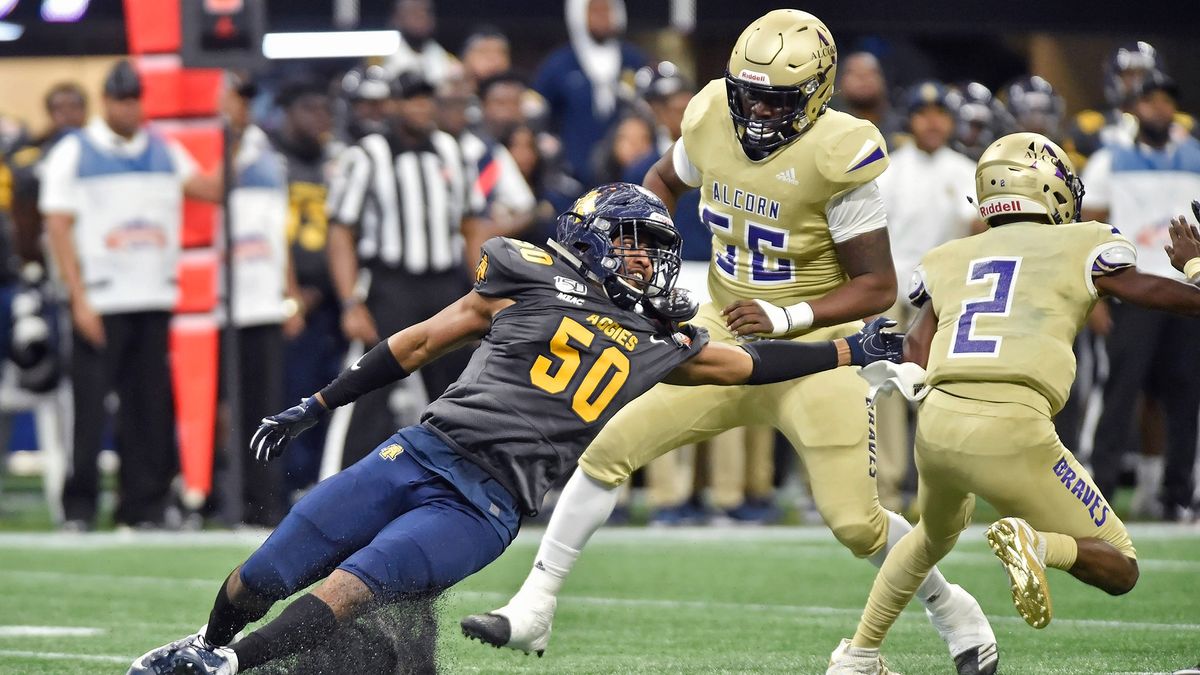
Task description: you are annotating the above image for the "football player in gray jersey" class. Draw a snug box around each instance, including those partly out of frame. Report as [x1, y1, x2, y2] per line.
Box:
[128, 183, 903, 675]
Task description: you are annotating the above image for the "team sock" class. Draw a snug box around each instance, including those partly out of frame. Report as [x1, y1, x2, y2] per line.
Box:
[230, 594, 338, 671]
[855, 521, 952, 649]
[869, 510, 951, 605]
[205, 569, 275, 646]
[1038, 530, 1079, 570]
[517, 469, 617, 600]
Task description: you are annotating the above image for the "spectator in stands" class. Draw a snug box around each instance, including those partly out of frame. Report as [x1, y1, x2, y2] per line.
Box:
[477, 71, 530, 143]
[467, 73, 536, 240]
[590, 113, 654, 186]
[533, 0, 645, 184]
[382, 0, 456, 86]
[874, 81, 978, 512]
[501, 123, 581, 244]
[270, 79, 344, 499]
[41, 60, 220, 531]
[461, 27, 511, 91]
[10, 82, 87, 265]
[634, 61, 691, 156]
[210, 77, 295, 527]
[1081, 71, 1200, 522]
[833, 52, 905, 148]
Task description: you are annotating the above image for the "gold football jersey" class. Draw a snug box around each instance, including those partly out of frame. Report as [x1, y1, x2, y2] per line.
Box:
[681, 79, 889, 327]
[918, 220, 1135, 415]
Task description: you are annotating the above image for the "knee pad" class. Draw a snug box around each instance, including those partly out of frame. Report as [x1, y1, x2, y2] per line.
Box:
[239, 547, 298, 601]
[830, 518, 887, 558]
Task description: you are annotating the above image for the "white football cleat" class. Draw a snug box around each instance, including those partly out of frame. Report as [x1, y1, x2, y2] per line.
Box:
[460, 592, 556, 656]
[826, 638, 898, 675]
[924, 583, 999, 674]
[128, 627, 207, 675]
[985, 517, 1052, 629]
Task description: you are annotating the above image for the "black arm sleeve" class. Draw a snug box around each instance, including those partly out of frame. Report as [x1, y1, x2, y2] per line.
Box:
[742, 340, 839, 385]
[317, 339, 409, 409]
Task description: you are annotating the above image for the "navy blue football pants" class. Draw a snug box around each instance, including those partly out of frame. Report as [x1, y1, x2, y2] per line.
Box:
[240, 429, 518, 601]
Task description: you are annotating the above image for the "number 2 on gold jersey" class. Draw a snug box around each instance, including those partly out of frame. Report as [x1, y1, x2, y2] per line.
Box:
[949, 257, 1022, 358]
[530, 317, 630, 423]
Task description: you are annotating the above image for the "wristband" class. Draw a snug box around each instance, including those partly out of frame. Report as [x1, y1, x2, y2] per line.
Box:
[753, 300, 815, 336]
[318, 340, 409, 409]
[1185, 257, 1200, 282]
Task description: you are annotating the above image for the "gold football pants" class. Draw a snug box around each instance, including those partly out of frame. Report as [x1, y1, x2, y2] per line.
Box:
[580, 302, 888, 557]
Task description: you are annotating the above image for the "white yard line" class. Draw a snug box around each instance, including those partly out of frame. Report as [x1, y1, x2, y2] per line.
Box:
[0, 522, 1195, 549]
[1, 568, 1193, 634]
[0, 648, 129, 664]
[0, 626, 103, 637]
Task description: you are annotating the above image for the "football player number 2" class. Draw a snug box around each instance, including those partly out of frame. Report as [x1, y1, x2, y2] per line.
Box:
[530, 317, 630, 423]
[949, 257, 1022, 357]
[701, 207, 793, 284]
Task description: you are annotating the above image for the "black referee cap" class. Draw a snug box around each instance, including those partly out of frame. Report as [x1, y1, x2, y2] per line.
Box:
[104, 60, 142, 99]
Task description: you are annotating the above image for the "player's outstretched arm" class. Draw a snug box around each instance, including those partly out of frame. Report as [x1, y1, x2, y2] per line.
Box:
[250, 291, 513, 461]
[665, 317, 901, 386]
[1094, 216, 1200, 315]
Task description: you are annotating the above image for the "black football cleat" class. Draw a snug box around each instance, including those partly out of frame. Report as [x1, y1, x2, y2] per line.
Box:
[461, 613, 544, 657]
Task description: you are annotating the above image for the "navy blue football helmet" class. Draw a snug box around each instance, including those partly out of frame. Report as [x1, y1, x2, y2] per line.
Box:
[552, 183, 683, 312]
[1104, 41, 1161, 109]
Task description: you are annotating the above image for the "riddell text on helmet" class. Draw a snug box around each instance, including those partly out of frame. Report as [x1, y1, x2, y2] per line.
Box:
[979, 199, 1026, 217]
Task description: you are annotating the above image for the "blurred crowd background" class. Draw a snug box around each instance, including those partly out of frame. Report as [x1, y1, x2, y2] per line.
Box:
[0, 0, 1198, 532]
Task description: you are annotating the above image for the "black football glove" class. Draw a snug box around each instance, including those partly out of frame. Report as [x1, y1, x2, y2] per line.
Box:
[645, 287, 699, 323]
[844, 317, 903, 367]
[250, 397, 326, 462]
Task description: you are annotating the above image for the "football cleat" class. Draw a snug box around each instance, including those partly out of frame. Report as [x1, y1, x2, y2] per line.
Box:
[460, 593, 555, 656]
[985, 517, 1052, 629]
[924, 583, 998, 675]
[168, 639, 238, 675]
[127, 632, 203, 675]
[1172, 664, 1200, 675]
[826, 638, 898, 674]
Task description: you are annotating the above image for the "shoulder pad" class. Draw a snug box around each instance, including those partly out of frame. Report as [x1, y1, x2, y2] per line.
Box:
[1074, 110, 1106, 135]
[474, 237, 555, 298]
[815, 114, 890, 190]
[680, 79, 725, 144]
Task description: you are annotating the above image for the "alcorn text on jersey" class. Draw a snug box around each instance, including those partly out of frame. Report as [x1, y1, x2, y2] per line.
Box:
[679, 79, 889, 326]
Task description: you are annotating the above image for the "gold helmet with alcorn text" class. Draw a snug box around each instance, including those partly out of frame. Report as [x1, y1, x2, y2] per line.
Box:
[975, 132, 1085, 225]
[725, 9, 837, 157]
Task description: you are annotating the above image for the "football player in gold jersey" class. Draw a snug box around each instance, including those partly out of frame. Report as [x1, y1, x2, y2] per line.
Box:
[463, 10, 997, 674]
[826, 132, 1200, 674]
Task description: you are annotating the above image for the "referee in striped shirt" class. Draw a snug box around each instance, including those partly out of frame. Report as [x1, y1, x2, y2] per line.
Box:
[326, 72, 485, 467]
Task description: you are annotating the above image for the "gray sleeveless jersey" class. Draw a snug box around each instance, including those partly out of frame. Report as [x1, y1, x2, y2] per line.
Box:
[423, 237, 708, 515]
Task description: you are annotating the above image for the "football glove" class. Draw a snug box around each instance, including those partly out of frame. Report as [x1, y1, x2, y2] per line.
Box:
[250, 397, 326, 462]
[843, 317, 903, 367]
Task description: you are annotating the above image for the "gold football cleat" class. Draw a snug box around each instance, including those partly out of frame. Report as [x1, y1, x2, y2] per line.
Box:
[985, 517, 1052, 629]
